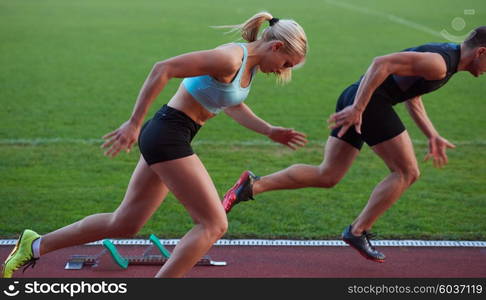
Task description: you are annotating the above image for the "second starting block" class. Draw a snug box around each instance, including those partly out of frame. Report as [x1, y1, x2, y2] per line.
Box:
[65, 234, 226, 270]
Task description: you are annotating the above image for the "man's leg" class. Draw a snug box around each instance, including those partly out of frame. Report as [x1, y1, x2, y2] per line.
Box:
[342, 131, 419, 262]
[223, 136, 360, 212]
[254, 137, 360, 193]
[351, 131, 420, 234]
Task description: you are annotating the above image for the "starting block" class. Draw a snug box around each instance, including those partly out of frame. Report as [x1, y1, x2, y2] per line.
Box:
[65, 234, 227, 270]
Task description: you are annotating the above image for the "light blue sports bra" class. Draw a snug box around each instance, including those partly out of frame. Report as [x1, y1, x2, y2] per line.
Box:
[182, 43, 256, 114]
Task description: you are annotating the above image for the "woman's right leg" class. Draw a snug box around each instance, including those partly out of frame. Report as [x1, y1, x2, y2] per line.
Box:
[148, 154, 228, 278]
[40, 156, 168, 255]
[253, 136, 360, 195]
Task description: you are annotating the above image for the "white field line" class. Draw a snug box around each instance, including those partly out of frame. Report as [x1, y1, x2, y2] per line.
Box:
[325, 0, 443, 38]
[1, 138, 485, 146]
[0, 239, 485, 247]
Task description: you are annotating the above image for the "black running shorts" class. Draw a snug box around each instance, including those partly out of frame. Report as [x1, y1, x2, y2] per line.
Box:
[138, 105, 201, 165]
[331, 83, 406, 150]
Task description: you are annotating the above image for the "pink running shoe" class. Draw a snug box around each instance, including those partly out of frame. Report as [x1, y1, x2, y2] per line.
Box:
[223, 171, 259, 213]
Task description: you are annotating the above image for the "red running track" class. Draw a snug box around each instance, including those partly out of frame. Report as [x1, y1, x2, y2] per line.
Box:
[1, 245, 485, 278]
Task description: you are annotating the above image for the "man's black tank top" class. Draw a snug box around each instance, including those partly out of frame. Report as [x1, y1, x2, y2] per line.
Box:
[355, 43, 461, 105]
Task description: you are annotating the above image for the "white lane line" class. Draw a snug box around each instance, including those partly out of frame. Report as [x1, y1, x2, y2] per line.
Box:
[1, 239, 485, 247]
[325, 0, 443, 38]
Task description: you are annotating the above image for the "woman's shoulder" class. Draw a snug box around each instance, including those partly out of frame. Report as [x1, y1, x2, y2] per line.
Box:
[213, 43, 245, 71]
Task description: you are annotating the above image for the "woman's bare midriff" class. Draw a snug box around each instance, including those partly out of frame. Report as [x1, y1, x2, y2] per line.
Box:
[167, 84, 216, 126]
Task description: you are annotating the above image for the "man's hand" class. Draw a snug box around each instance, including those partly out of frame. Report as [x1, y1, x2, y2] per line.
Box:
[327, 106, 363, 137]
[425, 136, 456, 168]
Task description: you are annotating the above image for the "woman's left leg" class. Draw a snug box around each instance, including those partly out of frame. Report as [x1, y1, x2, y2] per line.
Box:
[148, 154, 227, 278]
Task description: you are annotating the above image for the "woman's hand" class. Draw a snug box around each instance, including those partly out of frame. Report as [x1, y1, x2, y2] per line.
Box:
[101, 120, 141, 158]
[425, 135, 456, 168]
[267, 126, 308, 150]
[327, 106, 363, 137]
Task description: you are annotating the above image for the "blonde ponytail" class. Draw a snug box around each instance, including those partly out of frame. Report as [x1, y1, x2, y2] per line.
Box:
[213, 12, 308, 84]
[212, 11, 273, 42]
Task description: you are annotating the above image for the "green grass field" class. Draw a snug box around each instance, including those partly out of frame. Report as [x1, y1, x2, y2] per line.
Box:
[1, 0, 485, 240]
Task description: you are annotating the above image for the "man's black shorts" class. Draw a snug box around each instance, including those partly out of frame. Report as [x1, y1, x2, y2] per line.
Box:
[331, 83, 406, 149]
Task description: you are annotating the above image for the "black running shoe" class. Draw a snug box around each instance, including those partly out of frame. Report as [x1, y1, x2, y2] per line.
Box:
[342, 225, 385, 263]
[223, 171, 259, 213]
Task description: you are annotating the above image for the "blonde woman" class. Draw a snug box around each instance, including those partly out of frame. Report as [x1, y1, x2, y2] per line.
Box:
[2, 12, 308, 278]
